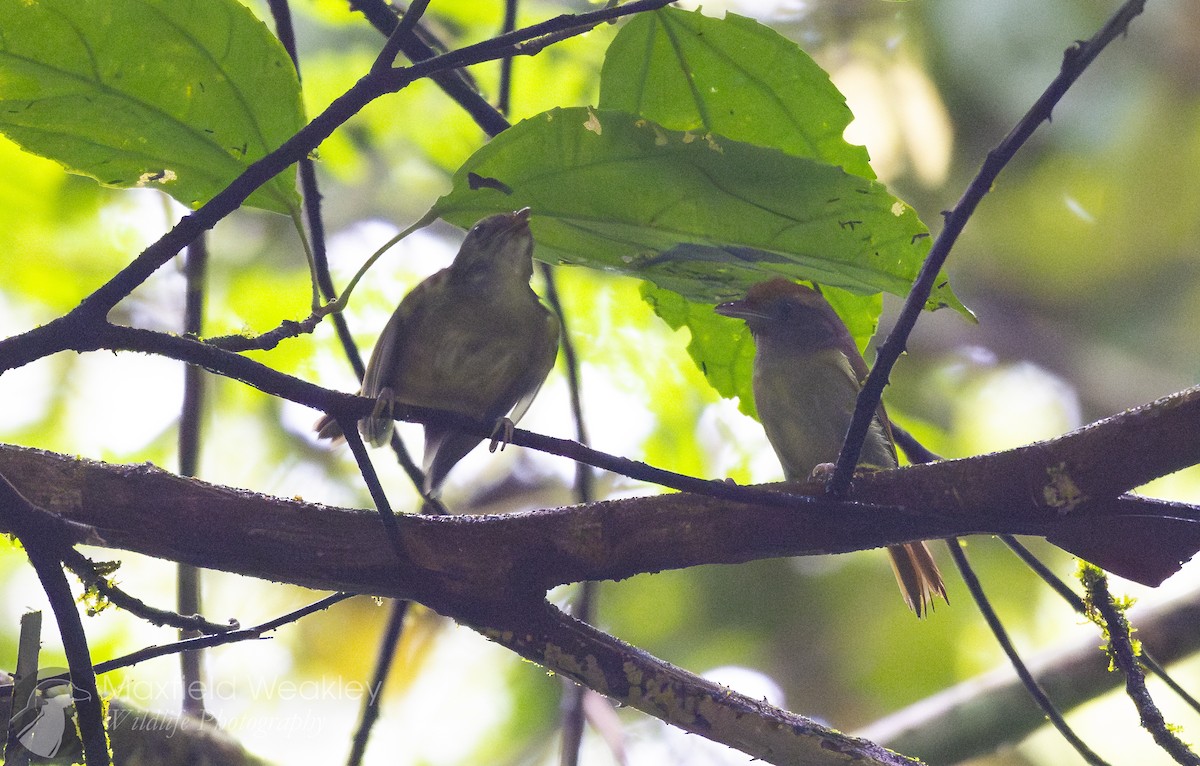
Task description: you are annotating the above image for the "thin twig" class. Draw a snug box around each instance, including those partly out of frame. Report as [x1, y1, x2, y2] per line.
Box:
[339, 420, 410, 561]
[61, 548, 236, 634]
[268, 0, 429, 497]
[1003, 537, 1200, 715]
[269, 0, 367, 379]
[497, 0, 519, 116]
[178, 233, 209, 718]
[541, 268, 602, 766]
[372, 0, 433, 72]
[346, 601, 409, 766]
[829, 0, 1150, 493]
[94, 593, 355, 675]
[0, 474, 111, 766]
[1083, 567, 1200, 765]
[351, 0, 508, 136]
[268, 0, 428, 493]
[947, 538, 1111, 766]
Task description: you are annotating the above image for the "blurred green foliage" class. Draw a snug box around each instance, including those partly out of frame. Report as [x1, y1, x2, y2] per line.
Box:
[0, 1, 1198, 765]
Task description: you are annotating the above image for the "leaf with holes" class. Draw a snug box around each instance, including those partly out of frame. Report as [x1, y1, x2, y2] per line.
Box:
[433, 107, 959, 312]
[0, 0, 303, 213]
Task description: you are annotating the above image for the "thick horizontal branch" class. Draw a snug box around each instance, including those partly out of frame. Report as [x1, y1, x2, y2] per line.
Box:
[0, 433, 1196, 623]
[1, 383, 1196, 766]
[869, 385, 1200, 513]
[7, 322, 1200, 532]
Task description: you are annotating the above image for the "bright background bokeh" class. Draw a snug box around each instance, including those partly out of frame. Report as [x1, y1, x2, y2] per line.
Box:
[1, 1, 1199, 764]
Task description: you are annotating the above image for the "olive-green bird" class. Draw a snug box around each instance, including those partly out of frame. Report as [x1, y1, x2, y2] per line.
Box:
[317, 208, 559, 496]
[716, 277, 947, 616]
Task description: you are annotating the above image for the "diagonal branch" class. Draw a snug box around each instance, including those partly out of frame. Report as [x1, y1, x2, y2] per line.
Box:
[481, 601, 922, 766]
[0, 475, 111, 766]
[857, 582, 1200, 762]
[830, 0, 1150, 492]
[1083, 568, 1200, 765]
[946, 539, 1111, 765]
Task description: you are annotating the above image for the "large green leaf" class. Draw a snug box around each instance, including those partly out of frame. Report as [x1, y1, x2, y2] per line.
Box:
[596, 10, 965, 418]
[0, 0, 303, 213]
[433, 107, 958, 311]
[599, 7, 873, 179]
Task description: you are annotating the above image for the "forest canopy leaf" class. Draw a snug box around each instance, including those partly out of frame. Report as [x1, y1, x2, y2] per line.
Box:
[599, 7, 874, 179]
[0, 0, 304, 213]
[432, 108, 960, 312]
[594, 8, 925, 415]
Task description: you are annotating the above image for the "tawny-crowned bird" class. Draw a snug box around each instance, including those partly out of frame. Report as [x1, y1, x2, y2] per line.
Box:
[317, 208, 560, 497]
[716, 277, 947, 616]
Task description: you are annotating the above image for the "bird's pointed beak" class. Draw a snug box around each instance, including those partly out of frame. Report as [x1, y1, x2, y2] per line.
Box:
[714, 300, 742, 317]
[499, 207, 532, 237]
[715, 299, 764, 321]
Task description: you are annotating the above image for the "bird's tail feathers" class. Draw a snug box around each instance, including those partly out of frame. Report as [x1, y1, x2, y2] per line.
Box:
[422, 426, 482, 496]
[314, 413, 344, 442]
[887, 542, 948, 618]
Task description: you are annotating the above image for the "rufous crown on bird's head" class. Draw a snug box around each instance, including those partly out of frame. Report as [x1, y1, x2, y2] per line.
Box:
[716, 277, 848, 346]
[740, 276, 822, 306]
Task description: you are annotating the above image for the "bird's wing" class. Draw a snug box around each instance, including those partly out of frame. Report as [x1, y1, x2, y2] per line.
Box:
[505, 309, 560, 425]
[362, 269, 449, 400]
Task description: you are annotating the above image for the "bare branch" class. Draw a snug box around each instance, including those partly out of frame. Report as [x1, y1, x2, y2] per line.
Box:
[0, 378, 1196, 766]
[858, 582, 1200, 762]
[0, 475, 110, 766]
[947, 539, 1111, 765]
[831, 0, 1150, 491]
[484, 602, 922, 766]
[1083, 568, 1200, 765]
[0, 387, 1197, 613]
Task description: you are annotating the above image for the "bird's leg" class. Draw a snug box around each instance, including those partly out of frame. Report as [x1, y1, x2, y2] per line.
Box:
[810, 462, 838, 482]
[487, 417, 516, 453]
